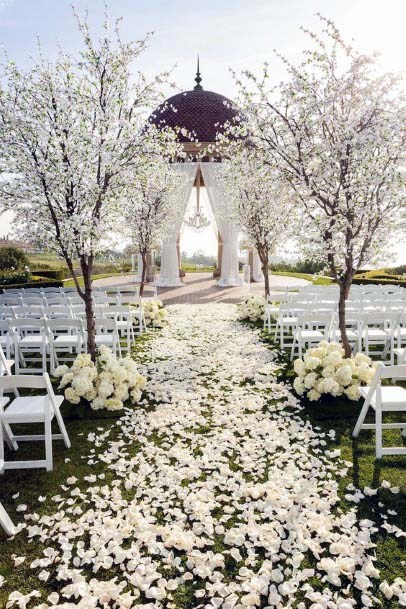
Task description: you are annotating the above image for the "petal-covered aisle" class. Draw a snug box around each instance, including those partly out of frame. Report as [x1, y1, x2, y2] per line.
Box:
[2, 304, 405, 608]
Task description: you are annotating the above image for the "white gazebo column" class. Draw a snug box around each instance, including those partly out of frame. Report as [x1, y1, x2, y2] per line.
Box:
[156, 163, 198, 287]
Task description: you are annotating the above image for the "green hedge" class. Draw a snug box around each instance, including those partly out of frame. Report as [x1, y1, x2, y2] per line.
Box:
[353, 276, 406, 287]
[32, 268, 66, 280]
[0, 277, 63, 292]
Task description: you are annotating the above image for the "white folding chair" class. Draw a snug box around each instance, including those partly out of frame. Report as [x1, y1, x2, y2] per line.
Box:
[43, 305, 73, 320]
[100, 306, 134, 352]
[359, 312, 398, 363]
[353, 363, 406, 458]
[117, 286, 140, 305]
[290, 312, 335, 359]
[46, 319, 85, 373]
[275, 303, 313, 349]
[93, 318, 121, 357]
[9, 318, 49, 374]
[263, 294, 291, 333]
[0, 373, 70, 471]
[329, 311, 361, 350]
[45, 296, 68, 307]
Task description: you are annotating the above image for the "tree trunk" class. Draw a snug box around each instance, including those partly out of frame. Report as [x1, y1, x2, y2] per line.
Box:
[81, 257, 97, 361]
[257, 246, 270, 297]
[140, 251, 147, 297]
[338, 278, 352, 358]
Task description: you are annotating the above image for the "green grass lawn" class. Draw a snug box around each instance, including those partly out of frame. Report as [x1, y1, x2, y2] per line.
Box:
[0, 321, 404, 608]
[271, 270, 334, 285]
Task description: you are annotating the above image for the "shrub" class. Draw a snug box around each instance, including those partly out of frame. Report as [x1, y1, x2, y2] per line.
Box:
[0, 269, 31, 285]
[32, 268, 66, 280]
[0, 247, 29, 271]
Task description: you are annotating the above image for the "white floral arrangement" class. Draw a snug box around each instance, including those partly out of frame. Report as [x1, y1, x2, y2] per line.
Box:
[54, 345, 147, 411]
[293, 341, 377, 402]
[238, 294, 266, 322]
[142, 298, 168, 327]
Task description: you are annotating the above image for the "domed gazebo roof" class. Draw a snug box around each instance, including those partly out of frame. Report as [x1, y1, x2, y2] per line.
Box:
[149, 60, 239, 144]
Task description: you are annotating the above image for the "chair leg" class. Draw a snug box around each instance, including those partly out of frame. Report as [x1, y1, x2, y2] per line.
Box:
[44, 416, 53, 472]
[290, 338, 296, 361]
[352, 400, 371, 438]
[375, 406, 382, 459]
[54, 408, 71, 448]
[2, 422, 18, 451]
[0, 502, 16, 536]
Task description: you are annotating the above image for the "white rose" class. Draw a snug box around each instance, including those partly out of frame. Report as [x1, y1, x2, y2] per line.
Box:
[304, 372, 318, 389]
[293, 377, 305, 395]
[345, 384, 360, 401]
[308, 389, 321, 401]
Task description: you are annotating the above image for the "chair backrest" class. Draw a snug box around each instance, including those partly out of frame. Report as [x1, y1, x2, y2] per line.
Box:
[43, 287, 62, 294]
[102, 306, 131, 320]
[46, 318, 83, 332]
[94, 318, 118, 332]
[0, 297, 22, 307]
[45, 296, 67, 306]
[297, 312, 335, 331]
[362, 311, 399, 324]
[0, 373, 58, 408]
[43, 305, 73, 320]
[9, 318, 47, 333]
[21, 296, 45, 306]
[376, 363, 406, 380]
[68, 296, 83, 305]
[11, 306, 45, 319]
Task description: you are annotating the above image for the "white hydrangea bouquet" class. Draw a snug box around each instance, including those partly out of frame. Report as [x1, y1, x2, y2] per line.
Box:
[238, 295, 266, 323]
[142, 299, 168, 328]
[54, 346, 146, 411]
[293, 341, 376, 402]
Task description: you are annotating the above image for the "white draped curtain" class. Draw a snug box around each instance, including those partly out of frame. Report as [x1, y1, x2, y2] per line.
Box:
[156, 163, 198, 287]
[252, 250, 263, 282]
[200, 162, 242, 287]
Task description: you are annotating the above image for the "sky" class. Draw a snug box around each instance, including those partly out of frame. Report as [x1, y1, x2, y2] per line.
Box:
[0, 0, 405, 262]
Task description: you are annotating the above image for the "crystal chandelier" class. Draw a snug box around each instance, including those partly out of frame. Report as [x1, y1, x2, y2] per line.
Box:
[184, 205, 210, 231]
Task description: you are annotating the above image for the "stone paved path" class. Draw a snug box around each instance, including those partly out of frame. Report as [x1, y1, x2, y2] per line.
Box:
[93, 272, 309, 304]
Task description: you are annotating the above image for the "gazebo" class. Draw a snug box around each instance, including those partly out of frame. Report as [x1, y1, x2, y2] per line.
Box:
[143, 62, 262, 287]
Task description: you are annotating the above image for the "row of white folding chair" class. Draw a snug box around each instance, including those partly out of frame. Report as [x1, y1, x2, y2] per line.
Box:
[273, 303, 338, 347]
[1, 300, 145, 335]
[6, 317, 122, 374]
[0, 373, 71, 472]
[275, 308, 401, 362]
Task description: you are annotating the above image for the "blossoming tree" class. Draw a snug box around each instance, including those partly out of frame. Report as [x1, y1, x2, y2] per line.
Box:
[0, 10, 174, 359]
[120, 157, 185, 296]
[231, 16, 406, 355]
[220, 146, 296, 296]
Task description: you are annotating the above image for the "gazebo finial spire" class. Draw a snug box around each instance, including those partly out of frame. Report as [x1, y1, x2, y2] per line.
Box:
[194, 55, 203, 90]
